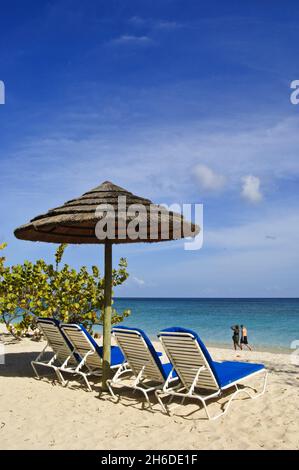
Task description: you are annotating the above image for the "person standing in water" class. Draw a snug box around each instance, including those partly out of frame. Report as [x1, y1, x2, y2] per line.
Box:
[231, 325, 241, 350]
[240, 324, 252, 351]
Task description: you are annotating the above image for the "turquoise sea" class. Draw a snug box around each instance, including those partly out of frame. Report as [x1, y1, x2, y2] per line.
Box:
[110, 298, 299, 352]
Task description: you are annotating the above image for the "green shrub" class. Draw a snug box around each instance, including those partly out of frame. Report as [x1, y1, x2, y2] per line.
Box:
[0, 243, 130, 339]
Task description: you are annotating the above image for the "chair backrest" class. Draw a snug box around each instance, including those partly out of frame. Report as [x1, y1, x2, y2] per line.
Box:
[61, 323, 102, 371]
[112, 326, 166, 382]
[37, 318, 77, 365]
[159, 327, 220, 391]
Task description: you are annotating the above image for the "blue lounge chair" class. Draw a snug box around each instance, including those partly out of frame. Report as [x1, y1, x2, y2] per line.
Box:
[31, 318, 78, 384]
[107, 326, 178, 410]
[60, 323, 127, 391]
[157, 327, 268, 420]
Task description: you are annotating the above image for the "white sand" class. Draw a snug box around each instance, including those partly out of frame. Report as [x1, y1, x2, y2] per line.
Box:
[0, 324, 298, 450]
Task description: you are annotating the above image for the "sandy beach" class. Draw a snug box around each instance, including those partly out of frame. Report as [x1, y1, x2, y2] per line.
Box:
[0, 324, 298, 450]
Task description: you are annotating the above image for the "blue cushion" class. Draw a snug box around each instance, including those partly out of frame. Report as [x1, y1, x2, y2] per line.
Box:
[97, 345, 125, 367]
[162, 362, 178, 379]
[160, 327, 264, 388]
[112, 325, 168, 380]
[78, 324, 125, 366]
[213, 361, 264, 388]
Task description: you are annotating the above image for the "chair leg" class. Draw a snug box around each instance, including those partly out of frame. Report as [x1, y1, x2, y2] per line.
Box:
[77, 372, 92, 392]
[168, 395, 174, 404]
[106, 364, 128, 399]
[202, 390, 237, 420]
[138, 387, 153, 409]
[155, 390, 168, 414]
[31, 362, 63, 384]
[106, 379, 118, 400]
[54, 367, 67, 385]
[31, 361, 40, 379]
[200, 372, 268, 420]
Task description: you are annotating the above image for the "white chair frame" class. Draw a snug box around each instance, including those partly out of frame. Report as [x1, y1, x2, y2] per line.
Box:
[107, 328, 178, 410]
[157, 331, 268, 420]
[60, 324, 128, 391]
[31, 320, 77, 384]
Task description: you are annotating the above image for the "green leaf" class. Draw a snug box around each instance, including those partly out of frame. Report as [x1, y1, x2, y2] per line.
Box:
[0, 244, 130, 339]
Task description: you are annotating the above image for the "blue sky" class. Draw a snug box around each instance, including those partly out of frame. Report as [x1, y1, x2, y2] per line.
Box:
[1, 0, 299, 297]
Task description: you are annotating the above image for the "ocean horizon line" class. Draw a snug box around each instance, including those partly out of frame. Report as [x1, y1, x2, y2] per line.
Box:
[115, 296, 299, 300]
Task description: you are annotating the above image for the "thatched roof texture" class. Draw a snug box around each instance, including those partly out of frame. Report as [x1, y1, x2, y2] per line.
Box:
[14, 181, 199, 244]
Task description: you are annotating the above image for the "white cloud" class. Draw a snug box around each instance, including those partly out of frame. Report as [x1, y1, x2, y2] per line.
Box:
[3, 99, 299, 208]
[128, 16, 146, 26]
[128, 16, 181, 30]
[193, 164, 226, 191]
[132, 276, 145, 286]
[109, 35, 153, 46]
[156, 20, 180, 30]
[241, 175, 263, 203]
[4, 113, 298, 209]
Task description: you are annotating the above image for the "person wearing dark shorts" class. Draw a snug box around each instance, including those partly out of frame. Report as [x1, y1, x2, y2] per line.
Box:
[231, 325, 241, 350]
[240, 324, 252, 351]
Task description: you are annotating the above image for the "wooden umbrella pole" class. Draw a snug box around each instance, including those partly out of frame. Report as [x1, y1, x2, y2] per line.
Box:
[102, 242, 112, 391]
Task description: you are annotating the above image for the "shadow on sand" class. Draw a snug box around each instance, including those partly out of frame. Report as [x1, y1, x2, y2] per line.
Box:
[0, 345, 273, 421]
[0, 350, 52, 378]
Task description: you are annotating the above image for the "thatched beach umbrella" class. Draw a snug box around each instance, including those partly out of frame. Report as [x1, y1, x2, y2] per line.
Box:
[14, 181, 199, 389]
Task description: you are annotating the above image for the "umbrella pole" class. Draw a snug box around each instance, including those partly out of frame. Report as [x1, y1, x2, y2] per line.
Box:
[102, 242, 112, 391]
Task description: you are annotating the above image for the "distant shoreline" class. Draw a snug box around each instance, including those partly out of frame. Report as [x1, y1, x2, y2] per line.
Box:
[191, 341, 291, 355]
